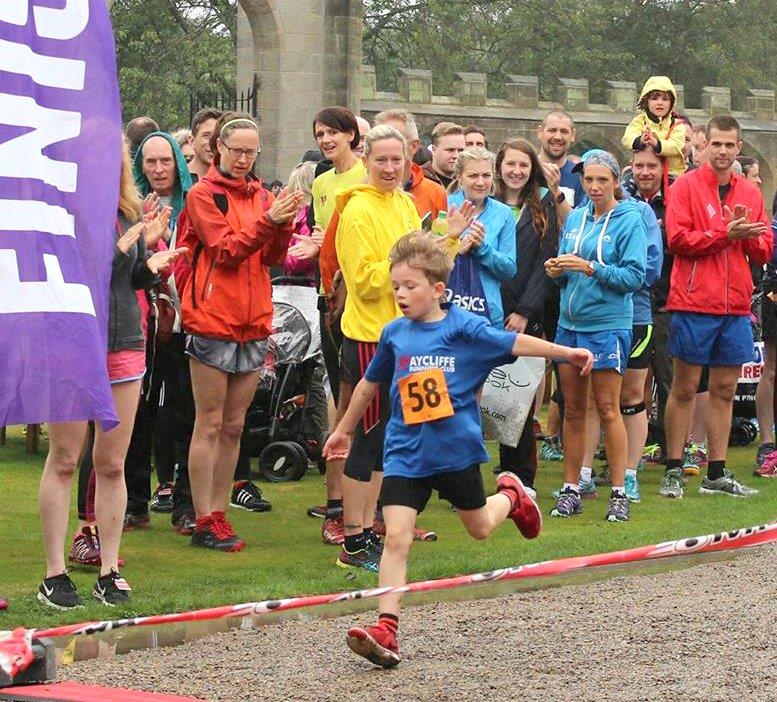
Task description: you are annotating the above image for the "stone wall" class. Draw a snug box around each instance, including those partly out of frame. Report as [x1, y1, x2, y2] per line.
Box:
[362, 67, 777, 202]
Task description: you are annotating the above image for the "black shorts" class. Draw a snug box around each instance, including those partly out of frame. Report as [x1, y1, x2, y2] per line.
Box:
[762, 297, 777, 342]
[380, 464, 487, 513]
[627, 324, 653, 370]
[341, 337, 389, 481]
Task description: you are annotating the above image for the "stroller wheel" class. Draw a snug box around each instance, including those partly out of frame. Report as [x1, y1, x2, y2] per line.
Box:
[288, 442, 309, 480]
[259, 441, 307, 482]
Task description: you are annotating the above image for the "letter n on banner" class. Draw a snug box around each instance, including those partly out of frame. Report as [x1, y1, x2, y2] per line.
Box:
[0, 1, 121, 428]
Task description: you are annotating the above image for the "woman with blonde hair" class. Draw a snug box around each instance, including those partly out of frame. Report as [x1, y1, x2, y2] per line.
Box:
[37, 141, 184, 609]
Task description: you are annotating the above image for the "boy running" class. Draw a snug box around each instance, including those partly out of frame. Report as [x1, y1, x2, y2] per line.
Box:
[323, 233, 593, 668]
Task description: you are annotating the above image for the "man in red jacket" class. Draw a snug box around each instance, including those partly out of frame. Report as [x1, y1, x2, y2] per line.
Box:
[662, 115, 772, 498]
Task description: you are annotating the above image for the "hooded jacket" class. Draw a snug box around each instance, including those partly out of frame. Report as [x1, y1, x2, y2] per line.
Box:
[556, 199, 647, 332]
[179, 165, 292, 343]
[622, 76, 687, 177]
[132, 131, 193, 231]
[628, 198, 663, 325]
[448, 190, 517, 327]
[335, 184, 421, 342]
[666, 162, 772, 315]
[500, 190, 559, 331]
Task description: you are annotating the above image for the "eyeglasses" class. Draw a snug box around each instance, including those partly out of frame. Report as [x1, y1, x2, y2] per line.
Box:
[222, 142, 260, 160]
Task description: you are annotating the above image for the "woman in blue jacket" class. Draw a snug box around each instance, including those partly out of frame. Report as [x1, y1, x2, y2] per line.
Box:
[545, 150, 647, 523]
[448, 147, 516, 327]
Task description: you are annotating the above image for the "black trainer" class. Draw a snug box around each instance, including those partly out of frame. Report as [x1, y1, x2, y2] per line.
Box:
[150, 482, 174, 513]
[38, 572, 83, 610]
[230, 480, 272, 512]
[93, 569, 131, 606]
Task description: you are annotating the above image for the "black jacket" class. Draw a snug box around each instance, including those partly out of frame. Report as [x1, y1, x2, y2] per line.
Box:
[109, 213, 158, 352]
[500, 191, 559, 334]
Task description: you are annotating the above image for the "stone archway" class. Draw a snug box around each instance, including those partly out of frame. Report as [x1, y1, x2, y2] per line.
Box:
[237, 0, 363, 182]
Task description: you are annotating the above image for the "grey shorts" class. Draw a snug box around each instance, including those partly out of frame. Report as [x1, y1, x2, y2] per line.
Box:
[185, 334, 268, 374]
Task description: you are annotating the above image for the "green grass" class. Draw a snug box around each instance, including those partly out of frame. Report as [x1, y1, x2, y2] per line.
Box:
[1, 426, 775, 631]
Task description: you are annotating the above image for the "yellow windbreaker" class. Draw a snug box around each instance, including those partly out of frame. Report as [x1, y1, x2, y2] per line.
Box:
[622, 76, 687, 177]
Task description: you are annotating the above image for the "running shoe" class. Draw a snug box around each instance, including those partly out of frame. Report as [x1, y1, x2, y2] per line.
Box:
[372, 518, 437, 542]
[122, 512, 150, 531]
[93, 569, 131, 606]
[659, 468, 685, 499]
[346, 624, 400, 668]
[538, 436, 563, 461]
[641, 443, 663, 464]
[336, 546, 379, 572]
[550, 487, 582, 518]
[605, 494, 630, 522]
[190, 514, 246, 552]
[307, 504, 327, 519]
[172, 512, 196, 536]
[230, 480, 272, 512]
[38, 572, 83, 610]
[496, 471, 542, 539]
[322, 516, 345, 545]
[682, 442, 707, 476]
[624, 473, 641, 503]
[592, 463, 611, 486]
[578, 477, 598, 499]
[150, 482, 174, 513]
[69, 525, 101, 566]
[754, 449, 777, 477]
[699, 469, 759, 497]
[755, 442, 776, 468]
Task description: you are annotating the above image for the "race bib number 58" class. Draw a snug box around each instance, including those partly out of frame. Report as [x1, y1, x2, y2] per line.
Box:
[397, 368, 454, 425]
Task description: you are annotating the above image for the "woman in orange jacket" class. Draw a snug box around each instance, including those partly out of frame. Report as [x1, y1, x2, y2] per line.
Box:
[179, 112, 301, 552]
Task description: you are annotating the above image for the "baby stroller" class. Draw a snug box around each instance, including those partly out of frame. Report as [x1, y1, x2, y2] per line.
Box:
[730, 293, 762, 446]
[242, 277, 326, 481]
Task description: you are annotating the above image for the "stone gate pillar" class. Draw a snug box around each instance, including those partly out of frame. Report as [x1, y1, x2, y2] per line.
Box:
[238, 0, 363, 182]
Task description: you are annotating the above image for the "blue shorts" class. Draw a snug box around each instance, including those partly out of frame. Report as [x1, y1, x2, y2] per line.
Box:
[668, 312, 754, 367]
[555, 327, 632, 374]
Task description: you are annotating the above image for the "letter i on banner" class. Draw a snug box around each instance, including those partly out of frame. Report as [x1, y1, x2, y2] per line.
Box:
[0, 1, 122, 428]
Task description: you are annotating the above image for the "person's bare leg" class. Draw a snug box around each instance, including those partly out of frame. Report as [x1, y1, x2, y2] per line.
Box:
[665, 359, 703, 461]
[325, 381, 352, 504]
[706, 366, 741, 463]
[582, 388, 600, 469]
[188, 358, 228, 518]
[592, 370, 626, 488]
[376, 506, 417, 616]
[363, 471, 383, 528]
[756, 342, 775, 444]
[92, 379, 141, 575]
[690, 391, 709, 446]
[456, 492, 512, 540]
[621, 368, 649, 470]
[342, 476, 371, 543]
[558, 365, 590, 484]
[211, 370, 261, 512]
[39, 422, 87, 577]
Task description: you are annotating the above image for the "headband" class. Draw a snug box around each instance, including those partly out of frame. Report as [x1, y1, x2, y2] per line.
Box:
[219, 118, 258, 136]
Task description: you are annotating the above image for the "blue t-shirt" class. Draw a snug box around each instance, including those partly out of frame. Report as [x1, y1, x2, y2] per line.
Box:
[365, 305, 516, 478]
[559, 160, 586, 208]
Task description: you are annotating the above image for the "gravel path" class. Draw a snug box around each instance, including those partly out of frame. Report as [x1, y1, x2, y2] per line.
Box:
[69, 543, 776, 702]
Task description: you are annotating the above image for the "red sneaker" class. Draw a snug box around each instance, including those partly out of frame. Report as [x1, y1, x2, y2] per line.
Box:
[212, 511, 246, 551]
[496, 472, 542, 539]
[346, 624, 400, 668]
[322, 516, 345, 545]
[372, 518, 437, 542]
[69, 525, 126, 567]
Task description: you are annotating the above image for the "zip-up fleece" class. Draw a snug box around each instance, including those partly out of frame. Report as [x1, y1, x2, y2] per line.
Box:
[666, 163, 772, 315]
[556, 199, 647, 332]
[629, 198, 663, 325]
[180, 166, 292, 343]
[335, 184, 421, 342]
[622, 76, 686, 177]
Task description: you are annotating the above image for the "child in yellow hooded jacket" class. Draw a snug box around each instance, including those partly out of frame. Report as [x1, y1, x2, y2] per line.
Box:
[622, 76, 687, 177]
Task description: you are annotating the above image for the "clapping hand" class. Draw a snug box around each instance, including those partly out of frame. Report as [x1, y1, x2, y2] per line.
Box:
[287, 233, 320, 261]
[268, 191, 303, 225]
[447, 200, 476, 239]
[116, 222, 144, 254]
[144, 207, 172, 246]
[146, 247, 187, 274]
[724, 204, 766, 240]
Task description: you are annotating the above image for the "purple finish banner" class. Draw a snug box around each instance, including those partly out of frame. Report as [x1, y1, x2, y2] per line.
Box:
[0, 1, 122, 428]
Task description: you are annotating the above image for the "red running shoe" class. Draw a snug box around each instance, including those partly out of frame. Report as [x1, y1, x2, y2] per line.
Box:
[69, 525, 126, 567]
[322, 516, 345, 545]
[346, 624, 401, 668]
[372, 518, 437, 542]
[496, 471, 542, 539]
[191, 514, 246, 552]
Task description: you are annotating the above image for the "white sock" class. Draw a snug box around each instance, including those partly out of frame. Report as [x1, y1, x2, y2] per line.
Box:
[626, 468, 637, 479]
[563, 482, 579, 493]
[580, 466, 592, 483]
[611, 485, 625, 495]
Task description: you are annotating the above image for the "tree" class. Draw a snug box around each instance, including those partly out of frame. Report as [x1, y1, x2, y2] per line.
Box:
[111, 0, 237, 129]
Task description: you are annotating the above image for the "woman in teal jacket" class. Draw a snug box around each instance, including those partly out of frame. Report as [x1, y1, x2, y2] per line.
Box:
[545, 150, 646, 524]
[448, 147, 516, 326]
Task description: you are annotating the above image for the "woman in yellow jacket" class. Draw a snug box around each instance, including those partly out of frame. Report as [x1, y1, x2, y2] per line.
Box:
[622, 76, 687, 177]
[333, 124, 462, 572]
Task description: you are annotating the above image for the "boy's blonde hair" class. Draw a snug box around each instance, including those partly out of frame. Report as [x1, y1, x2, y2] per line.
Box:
[389, 231, 453, 285]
